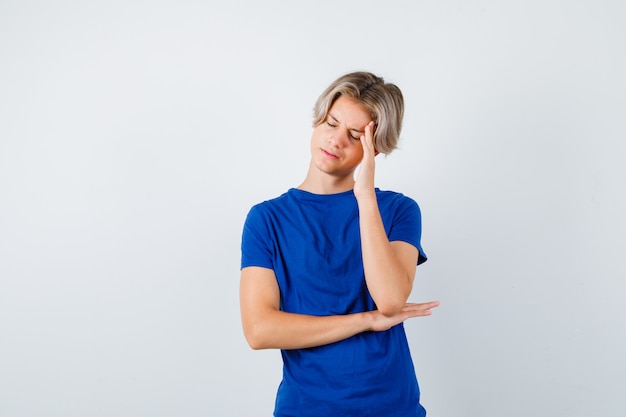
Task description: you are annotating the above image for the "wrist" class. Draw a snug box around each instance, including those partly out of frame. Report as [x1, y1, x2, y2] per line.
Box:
[354, 188, 377, 203]
[361, 311, 375, 332]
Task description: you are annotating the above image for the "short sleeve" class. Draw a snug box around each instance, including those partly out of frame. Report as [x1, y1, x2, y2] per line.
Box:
[240, 205, 274, 270]
[387, 196, 428, 265]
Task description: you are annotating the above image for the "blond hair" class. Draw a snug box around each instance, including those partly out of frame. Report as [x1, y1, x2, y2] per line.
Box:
[312, 71, 404, 154]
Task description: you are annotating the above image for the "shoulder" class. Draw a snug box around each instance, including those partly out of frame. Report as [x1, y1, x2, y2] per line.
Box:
[247, 189, 290, 210]
[244, 190, 294, 223]
[375, 188, 421, 212]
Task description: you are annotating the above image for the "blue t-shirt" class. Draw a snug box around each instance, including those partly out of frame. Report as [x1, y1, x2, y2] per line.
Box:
[241, 188, 428, 417]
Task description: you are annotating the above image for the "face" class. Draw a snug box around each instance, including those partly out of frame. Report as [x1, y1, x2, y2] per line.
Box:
[309, 95, 373, 180]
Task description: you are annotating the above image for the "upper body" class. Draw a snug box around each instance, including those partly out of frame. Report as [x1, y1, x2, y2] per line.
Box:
[242, 187, 427, 416]
[239, 71, 439, 416]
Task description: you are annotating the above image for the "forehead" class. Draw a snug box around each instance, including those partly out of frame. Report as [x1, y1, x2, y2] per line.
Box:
[328, 96, 372, 127]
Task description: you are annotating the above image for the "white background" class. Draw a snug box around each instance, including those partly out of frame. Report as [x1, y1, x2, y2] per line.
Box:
[1, 1, 625, 416]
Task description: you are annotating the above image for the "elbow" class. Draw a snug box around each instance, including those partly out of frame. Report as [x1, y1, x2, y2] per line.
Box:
[244, 336, 265, 351]
[376, 300, 405, 317]
[246, 338, 266, 351]
[241, 306, 281, 350]
[246, 339, 265, 351]
[368, 272, 414, 317]
[375, 290, 410, 317]
[243, 324, 271, 350]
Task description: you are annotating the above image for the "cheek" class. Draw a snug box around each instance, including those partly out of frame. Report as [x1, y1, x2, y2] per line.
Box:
[309, 129, 321, 146]
[311, 126, 326, 142]
[350, 143, 365, 161]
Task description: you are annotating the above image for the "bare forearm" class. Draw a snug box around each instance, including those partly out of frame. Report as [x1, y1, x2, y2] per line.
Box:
[358, 194, 413, 316]
[245, 309, 372, 350]
[240, 267, 429, 351]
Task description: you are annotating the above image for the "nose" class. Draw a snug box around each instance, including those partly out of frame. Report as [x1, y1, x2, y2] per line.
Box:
[328, 129, 350, 148]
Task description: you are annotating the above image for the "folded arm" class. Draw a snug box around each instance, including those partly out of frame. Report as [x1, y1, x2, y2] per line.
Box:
[355, 122, 421, 317]
[358, 197, 419, 316]
[239, 266, 437, 350]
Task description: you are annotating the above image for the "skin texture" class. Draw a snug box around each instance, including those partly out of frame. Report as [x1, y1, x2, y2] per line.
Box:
[240, 95, 439, 350]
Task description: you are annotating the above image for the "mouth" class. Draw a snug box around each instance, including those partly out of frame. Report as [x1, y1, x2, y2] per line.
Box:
[321, 148, 339, 159]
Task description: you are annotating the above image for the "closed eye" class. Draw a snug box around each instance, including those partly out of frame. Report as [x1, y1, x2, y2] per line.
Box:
[326, 114, 362, 140]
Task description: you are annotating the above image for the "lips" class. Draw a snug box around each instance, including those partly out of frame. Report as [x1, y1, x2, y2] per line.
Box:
[321, 148, 339, 159]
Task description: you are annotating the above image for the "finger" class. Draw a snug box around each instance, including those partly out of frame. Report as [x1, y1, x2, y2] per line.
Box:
[359, 133, 373, 154]
[403, 301, 440, 312]
[403, 309, 433, 319]
[361, 121, 375, 149]
[366, 121, 376, 146]
[405, 301, 440, 308]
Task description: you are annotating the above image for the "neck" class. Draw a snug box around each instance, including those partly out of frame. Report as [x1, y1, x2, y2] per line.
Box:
[297, 161, 355, 195]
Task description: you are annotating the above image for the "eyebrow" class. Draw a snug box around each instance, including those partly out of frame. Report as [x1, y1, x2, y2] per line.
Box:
[328, 113, 365, 133]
